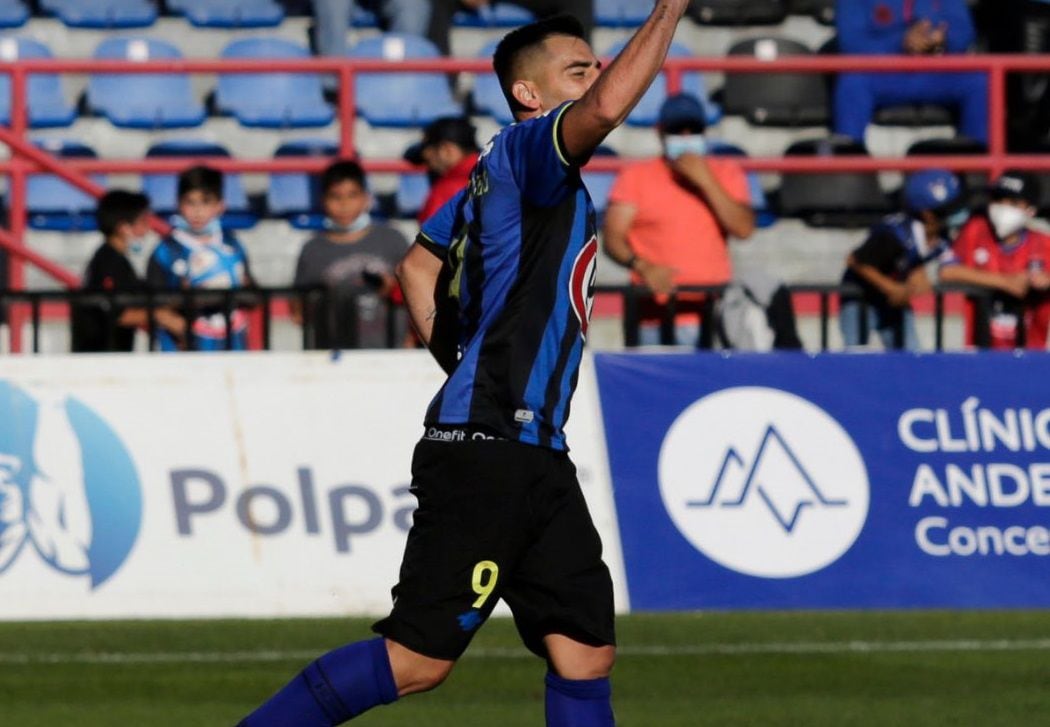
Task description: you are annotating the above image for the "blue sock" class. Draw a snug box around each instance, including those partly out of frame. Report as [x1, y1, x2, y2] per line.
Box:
[239, 637, 398, 726]
[545, 672, 614, 727]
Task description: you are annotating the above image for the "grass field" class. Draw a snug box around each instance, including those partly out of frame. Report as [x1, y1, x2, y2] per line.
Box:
[2, 611, 1049, 726]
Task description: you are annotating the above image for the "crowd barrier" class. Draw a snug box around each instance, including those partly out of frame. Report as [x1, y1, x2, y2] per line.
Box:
[2, 349, 1049, 619]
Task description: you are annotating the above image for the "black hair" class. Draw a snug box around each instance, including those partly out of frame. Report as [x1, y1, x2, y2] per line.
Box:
[493, 14, 586, 116]
[321, 159, 367, 195]
[96, 189, 150, 237]
[177, 165, 223, 201]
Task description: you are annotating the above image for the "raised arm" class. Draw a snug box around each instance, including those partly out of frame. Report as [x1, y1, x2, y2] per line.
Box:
[560, 0, 689, 161]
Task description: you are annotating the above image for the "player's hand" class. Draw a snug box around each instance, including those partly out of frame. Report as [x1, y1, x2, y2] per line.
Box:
[1000, 273, 1030, 299]
[1028, 269, 1050, 292]
[635, 259, 676, 296]
[903, 20, 933, 54]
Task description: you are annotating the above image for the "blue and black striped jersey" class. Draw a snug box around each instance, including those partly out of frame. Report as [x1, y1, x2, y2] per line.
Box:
[417, 101, 598, 451]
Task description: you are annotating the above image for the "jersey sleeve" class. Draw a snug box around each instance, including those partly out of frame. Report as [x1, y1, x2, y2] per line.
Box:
[503, 101, 579, 207]
[418, 188, 467, 256]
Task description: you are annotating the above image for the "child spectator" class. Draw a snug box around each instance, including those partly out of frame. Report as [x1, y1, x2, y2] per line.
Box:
[72, 190, 185, 352]
[147, 166, 253, 352]
[840, 169, 969, 350]
[940, 171, 1050, 348]
[293, 160, 410, 349]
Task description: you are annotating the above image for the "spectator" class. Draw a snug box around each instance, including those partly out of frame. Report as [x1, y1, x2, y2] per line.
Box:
[602, 93, 754, 345]
[147, 166, 253, 352]
[404, 116, 480, 223]
[427, 2, 594, 56]
[313, 0, 431, 58]
[940, 171, 1050, 348]
[293, 160, 410, 349]
[840, 169, 969, 350]
[834, 0, 989, 146]
[72, 191, 185, 352]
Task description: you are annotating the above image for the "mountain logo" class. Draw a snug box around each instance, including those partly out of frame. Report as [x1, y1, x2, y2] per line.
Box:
[0, 381, 141, 588]
[659, 387, 868, 578]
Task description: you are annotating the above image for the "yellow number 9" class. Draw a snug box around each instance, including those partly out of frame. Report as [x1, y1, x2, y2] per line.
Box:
[471, 560, 499, 608]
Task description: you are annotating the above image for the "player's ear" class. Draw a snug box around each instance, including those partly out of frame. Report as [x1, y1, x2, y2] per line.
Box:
[511, 80, 541, 113]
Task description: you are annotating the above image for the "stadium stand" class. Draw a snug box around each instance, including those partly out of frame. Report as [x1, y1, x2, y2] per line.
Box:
[906, 136, 989, 208]
[267, 139, 337, 229]
[347, 34, 462, 126]
[786, 0, 834, 25]
[471, 40, 513, 125]
[0, 0, 27, 28]
[722, 37, 829, 126]
[603, 40, 722, 127]
[40, 0, 157, 29]
[707, 140, 777, 228]
[168, 0, 286, 29]
[217, 37, 334, 128]
[26, 139, 104, 232]
[0, 37, 76, 128]
[141, 140, 257, 229]
[595, 0, 652, 28]
[777, 137, 892, 227]
[453, 2, 537, 28]
[689, 0, 788, 25]
[88, 37, 206, 129]
[395, 173, 429, 218]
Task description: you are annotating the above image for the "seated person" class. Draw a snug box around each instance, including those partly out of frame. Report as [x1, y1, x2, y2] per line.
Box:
[940, 170, 1050, 348]
[841, 169, 969, 350]
[293, 160, 411, 349]
[72, 190, 185, 352]
[147, 166, 253, 352]
[602, 93, 754, 346]
[404, 116, 480, 223]
[834, 0, 988, 145]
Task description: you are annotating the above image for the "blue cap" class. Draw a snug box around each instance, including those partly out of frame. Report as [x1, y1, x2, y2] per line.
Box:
[658, 93, 707, 133]
[903, 169, 963, 213]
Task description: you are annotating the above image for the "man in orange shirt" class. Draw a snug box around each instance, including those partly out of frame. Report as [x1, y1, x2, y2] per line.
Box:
[602, 93, 754, 345]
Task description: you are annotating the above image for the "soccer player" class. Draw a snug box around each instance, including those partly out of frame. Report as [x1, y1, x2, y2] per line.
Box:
[239, 3, 690, 725]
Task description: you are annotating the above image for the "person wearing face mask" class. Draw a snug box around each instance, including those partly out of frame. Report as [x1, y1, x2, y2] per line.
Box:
[940, 170, 1050, 349]
[404, 117, 480, 224]
[603, 93, 754, 345]
[147, 165, 254, 352]
[841, 169, 969, 350]
[292, 160, 411, 349]
[72, 190, 186, 352]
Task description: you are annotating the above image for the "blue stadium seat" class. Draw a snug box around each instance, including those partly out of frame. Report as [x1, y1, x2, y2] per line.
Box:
[40, 0, 156, 29]
[141, 141, 257, 229]
[347, 34, 461, 127]
[27, 139, 104, 231]
[707, 140, 776, 228]
[217, 38, 334, 128]
[472, 41, 514, 126]
[0, 38, 76, 128]
[595, 0, 651, 27]
[267, 140, 337, 230]
[168, 0, 284, 29]
[350, 6, 378, 27]
[603, 40, 722, 127]
[88, 38, 205, 129]
[453, 2, 535, 27]
[395, 173, 430, 218]
[0, 1, 28, 28]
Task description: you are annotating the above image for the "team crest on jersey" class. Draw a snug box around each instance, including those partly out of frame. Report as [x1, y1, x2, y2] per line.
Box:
[569, 236, 598, 339]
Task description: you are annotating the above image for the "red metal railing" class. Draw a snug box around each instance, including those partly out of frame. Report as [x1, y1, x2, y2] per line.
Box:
[1, 54, 1049, 350]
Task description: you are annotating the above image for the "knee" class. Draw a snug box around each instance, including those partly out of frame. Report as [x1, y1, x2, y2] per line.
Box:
[385, 640, 455, 696]
[551, 644, 617, 681]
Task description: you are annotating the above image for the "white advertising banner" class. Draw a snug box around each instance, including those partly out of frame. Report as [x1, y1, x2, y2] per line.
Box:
[0, 351, 627, 619]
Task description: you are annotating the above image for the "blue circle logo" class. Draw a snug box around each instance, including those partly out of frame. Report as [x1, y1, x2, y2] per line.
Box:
[0, 381, 142, 588]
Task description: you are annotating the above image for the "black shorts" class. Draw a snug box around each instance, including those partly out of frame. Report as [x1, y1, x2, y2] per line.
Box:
[372, 427, 615, 661]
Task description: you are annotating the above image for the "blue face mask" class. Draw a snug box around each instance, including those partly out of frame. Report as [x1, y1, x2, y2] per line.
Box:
[664, 134, 707, 160]
[943, 207, 971, 232]
[171, 214, 221, 238]
[324, 212, 372, 235]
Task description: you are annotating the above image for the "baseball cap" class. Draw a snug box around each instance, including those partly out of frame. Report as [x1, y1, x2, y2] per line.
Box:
[404, 117, 478, 165]
[657, 93, 707, 134]
[903, 169, 965, 215]
[989, 170, 1041, 207]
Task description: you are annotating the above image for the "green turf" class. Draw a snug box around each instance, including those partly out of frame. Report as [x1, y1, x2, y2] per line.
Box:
[2, 611, 1049, 726]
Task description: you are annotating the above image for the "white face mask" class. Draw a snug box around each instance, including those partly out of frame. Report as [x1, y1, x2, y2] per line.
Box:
[664, 134, 707, 160]
[324, 211, 371, 235]
[129, 236, 150, 255]
[987, 202, 1031, 240]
